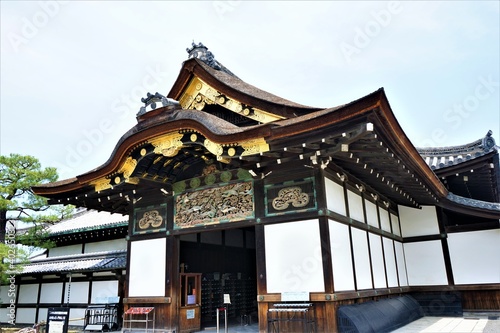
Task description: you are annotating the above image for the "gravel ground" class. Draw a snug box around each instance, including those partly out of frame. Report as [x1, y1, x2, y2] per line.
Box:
[483, 319, 500, 333]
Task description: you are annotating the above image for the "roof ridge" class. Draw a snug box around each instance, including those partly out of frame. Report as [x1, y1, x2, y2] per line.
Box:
[416, 131, 498, 170]
[29, 249, 127, 264]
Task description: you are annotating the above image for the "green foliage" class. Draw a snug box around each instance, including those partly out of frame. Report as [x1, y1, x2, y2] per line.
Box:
[0, 153, 74, 238]
[0, 153, 58, 217]
[0, 242, 29, 285]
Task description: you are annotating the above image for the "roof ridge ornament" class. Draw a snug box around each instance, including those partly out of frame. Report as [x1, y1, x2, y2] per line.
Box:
[481, 130, 496, 152]
[186, 41, 222, 70]
[137, 92, 179, 117]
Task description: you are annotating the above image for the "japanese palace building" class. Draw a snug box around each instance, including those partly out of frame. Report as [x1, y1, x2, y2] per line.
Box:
[16, 43, 500, 332]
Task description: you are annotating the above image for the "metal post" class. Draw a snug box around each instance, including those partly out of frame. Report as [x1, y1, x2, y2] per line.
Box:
[224, 307, 228, 333]
[216, 308, 220, 333]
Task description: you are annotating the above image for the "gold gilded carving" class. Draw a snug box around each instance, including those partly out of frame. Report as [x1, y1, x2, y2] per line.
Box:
[150, 132, 184, 157]
[272, 186, 310, 211]
[175, 182, 254, 228]
[240, 138, 270, 156]
[190, 133, 198, 142]
[179, 77, 285, 123]
[138, 210, 163, 229]
[204, 139, 223, 156]
[228, 147, 236, 156]
[126, 177, 140, 185]
[119, 157, 138, 180]
[140, 148, 147, 156]
[91, 177, 112, 192]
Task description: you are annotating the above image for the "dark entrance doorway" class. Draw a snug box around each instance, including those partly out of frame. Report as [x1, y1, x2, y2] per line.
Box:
[179, 226, 257, 328]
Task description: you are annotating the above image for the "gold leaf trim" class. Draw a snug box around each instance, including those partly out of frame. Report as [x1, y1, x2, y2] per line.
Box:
[150, 132, 184, 157]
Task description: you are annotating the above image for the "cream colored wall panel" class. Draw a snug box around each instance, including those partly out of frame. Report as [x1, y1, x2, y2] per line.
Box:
[91, 281, 119, 303]
[265, 220, 325, 293]
[399, 205, 439, 237]
[129, 238, 166, 297]
[325, 178, 346, 216]
[404, 240, 447, 286]
[18, 284, 39, 303]
[329, 220, 355, 291]
[365, 201, 378, 228]
[395, 241, 408, 286]
[448, 229, 500, 284]
[347, 190, 364, 222]
[369, 233, 386, 288]
[351, 228, 372, 289]
[48, 244, 82, 257]
[85, 239, 126, 253]
[40, 283, 63, 303]
[16, 308, 36, 324]
[383, 238, 398, 287]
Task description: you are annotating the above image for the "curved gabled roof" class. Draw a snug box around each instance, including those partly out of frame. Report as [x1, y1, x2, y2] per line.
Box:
[168, 58, 321, 118]
[32, 44, 500, 220]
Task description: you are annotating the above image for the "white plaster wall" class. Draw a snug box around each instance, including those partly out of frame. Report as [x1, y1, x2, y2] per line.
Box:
[351, 228, 372, 289]
[329, 220, 355, 291]
[68, 281, 89, 303]
[16, 308, 36, 324]
[347, 190, 364, 222]
[40, 283, 63, 303]
[325, 178, 346, 216]
[390, 213, 401, 236]
[265, 220, 325, 293]
[369, 233, 386, 288]
[70, 308, 86, 326]
[365, 201, 378, 228]
[48, 244, 82, 257]
[395, 241, 408, 286]
[0, 284, 14, 302]
[383, 238, 398, 287]
[129, 238, 166, 297]
[91, 281, 119, 303]
[379, 207, 391, 232]
[399, 205, 439, 237]
[448, 229, 500, 284]
[37, 308, 48, 324]
[85, 239, 127, 253]
[404, 240, 448, 286]
[18, 284, 39, 303]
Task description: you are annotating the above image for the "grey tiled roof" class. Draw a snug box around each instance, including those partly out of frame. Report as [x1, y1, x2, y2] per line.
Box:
[417, 131, 498, 171]
[21, 250, 127, 274]
[47, 209, 128, 236]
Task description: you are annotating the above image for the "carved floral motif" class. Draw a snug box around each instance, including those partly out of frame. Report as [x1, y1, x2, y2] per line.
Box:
[174, 182, 254, 228]
[272, 186, 310, 211]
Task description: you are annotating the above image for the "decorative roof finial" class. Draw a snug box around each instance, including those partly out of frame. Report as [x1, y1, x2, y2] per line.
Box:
[481, 130, 496, 151]
[137, 92, 179, 117]
[186, 41, 221, 70]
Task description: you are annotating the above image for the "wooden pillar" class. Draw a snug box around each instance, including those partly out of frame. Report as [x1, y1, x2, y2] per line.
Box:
[255, 224, 267, 333]
[165, 235, 180, 331]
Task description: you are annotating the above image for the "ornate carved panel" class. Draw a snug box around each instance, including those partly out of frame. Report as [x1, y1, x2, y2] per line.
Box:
[179, 77, 285, 124]
[174, 181, 254, 229]
[265, 177, 317, 216]
[133, 204, 167, 235]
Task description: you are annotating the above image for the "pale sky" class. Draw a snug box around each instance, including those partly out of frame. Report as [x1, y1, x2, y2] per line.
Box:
[1, 1, 499, 181]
